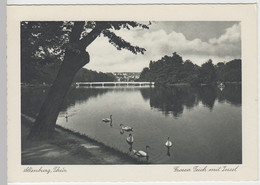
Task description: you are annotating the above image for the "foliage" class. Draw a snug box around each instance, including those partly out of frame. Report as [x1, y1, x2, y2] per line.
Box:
[215, 59, 241, 82]
[138, 52, 241, 85]
[138, 52, 199, 85]
[199, 59, 216, 84]
[21, 21, 149, 84]
[21, 61, 116, 84]
[22, 21, 150, 139]
[73, 69, 116, 82]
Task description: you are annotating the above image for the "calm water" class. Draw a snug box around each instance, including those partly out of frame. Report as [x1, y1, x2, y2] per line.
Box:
[21, 84, 242, 164]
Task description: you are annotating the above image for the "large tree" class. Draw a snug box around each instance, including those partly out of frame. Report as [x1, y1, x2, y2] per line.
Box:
[23, 21, 149, 139]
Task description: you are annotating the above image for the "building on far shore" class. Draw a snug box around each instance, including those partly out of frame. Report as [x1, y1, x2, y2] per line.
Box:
[111, 72, 141, 82]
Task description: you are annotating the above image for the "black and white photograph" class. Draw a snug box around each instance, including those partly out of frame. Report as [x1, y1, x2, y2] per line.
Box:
[21, 20, 242, 165]
[6, 4, 258, 183]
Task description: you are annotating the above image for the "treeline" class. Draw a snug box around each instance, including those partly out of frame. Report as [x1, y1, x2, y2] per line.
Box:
[73, 68, 116, 82]
[21, 61, 116, 84]
[138, 52, 241, 85]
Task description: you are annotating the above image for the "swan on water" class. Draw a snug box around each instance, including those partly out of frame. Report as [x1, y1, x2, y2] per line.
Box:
[102, 115, 112, 122]
[165, 136, 173, 147]
[133, 145, 150, 158]
[120, 124, 133, 132]
[126, 133, 134, 144]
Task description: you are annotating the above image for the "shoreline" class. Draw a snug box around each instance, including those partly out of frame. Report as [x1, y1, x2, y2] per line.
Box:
[21, 81, 241, 88]
[21, 114, 148, 165]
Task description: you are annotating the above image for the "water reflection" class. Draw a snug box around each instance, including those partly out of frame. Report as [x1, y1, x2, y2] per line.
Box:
[65, 112, 68, 122]
[126, 133, 134, 152]
[21, 86, 49, 118]
[217, 85, 241, 106]
[102, 120, 113, 127]
[120, 129, 124, 135]
[140, 84, 241, 118]
[21, 87, 112, 117]
[22, 84, 241, 120]
[21, 85, 241, 164]
[60, 88, 111, 112]
[166, 147, 171, 157]
[198, 86, 217, 110]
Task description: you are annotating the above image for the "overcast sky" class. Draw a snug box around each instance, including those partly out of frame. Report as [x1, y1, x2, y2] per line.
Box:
[86, 21, 241, 73]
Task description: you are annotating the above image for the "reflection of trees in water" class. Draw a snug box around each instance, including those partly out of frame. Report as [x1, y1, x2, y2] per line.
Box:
[61, 87, 145, 111]
[21, 86, 49, 118]
[140, 84, 241, 118]
[197, 86, 217, 110]
[60, 88, 110, 111]
[22, 85, 241, 119]
[22, 87, 145, 118]
[21, 87, 111, 117]
[140, 86, 198, 118]
[217, 84, 241, 106]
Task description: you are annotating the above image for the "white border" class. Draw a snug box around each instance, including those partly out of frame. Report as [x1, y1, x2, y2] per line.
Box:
[2, 1, 259, 185]
[1, 0, 7, 185]
[5, 0, 259, 5]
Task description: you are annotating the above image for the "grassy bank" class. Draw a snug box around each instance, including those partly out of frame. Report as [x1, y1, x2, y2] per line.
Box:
[22, 114, 149, 165]
[55, 124, 149, 164]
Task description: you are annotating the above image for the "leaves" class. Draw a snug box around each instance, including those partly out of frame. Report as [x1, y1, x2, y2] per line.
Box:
[138, 52, 241, 85]
[107, 21, 149, 30]
[102, 29, 146, 54]
[79, 21, 149, 54]
[21, 20, 150, 81]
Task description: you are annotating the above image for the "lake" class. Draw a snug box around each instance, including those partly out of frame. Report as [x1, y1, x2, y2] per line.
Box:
[21, 84, 242, 164]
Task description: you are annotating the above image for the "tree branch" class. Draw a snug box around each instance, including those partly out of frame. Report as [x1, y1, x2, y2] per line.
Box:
[102, 29, 146, 54]
[79, 22, 109, 50]
[79, 21, 149, 52]
[69, 21, 85, 43]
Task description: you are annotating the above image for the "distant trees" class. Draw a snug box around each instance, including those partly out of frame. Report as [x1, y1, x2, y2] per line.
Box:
[138, 52, 241, 86]
[138, 52, 199, 85]
[215, 59, 241, 82]
[74, 68, 116, 82]
[21, 62, 116, 84]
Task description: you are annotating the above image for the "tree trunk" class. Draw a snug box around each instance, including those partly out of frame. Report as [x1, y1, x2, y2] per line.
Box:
[27, 22, 105, 140]
[28, 49, 90, 139]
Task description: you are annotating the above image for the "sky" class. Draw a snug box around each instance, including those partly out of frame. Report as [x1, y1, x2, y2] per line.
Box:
[86, 21, 241, 73]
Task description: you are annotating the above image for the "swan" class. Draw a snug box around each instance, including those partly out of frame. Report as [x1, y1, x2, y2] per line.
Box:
[126, 134, 134, 144]
[133, 145, 150, 158]
[165, 136, 173, 147]
[120, 124, 133, 132]
[102, 115, 112, 122]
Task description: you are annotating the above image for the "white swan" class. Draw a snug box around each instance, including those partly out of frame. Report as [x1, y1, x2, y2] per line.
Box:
[133, 145, 150, 158]
[126, 134, 134, 144]
[120, 124, 133, 132]
[102, 115, 112, 122]
[165, 136, 173, 147]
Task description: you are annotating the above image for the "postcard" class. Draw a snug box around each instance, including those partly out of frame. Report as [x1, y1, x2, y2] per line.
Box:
[7, 4, 258, 183]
